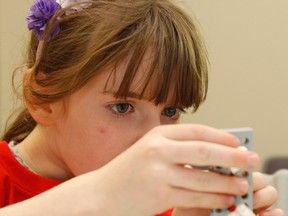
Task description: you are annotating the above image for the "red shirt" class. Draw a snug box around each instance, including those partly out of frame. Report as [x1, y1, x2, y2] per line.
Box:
[0, 141, 172, 215]
[157, 209, 173, 216]
[0, 141, 62, 207]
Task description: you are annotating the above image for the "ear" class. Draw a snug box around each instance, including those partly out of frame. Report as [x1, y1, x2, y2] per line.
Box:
[22, 70, 63, 126]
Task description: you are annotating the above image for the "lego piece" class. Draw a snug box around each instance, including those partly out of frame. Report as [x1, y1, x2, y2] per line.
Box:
[210, 128, 254, 216]
[228, 203, 255, 216]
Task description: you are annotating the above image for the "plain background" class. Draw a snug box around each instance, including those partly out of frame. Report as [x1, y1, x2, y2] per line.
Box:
[1, 0, 288, 172]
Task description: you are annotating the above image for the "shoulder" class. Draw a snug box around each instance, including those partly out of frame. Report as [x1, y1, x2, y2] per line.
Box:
[0, 141, 11, 207]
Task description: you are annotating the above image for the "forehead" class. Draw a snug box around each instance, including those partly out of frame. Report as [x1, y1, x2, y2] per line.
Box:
[103, 51, 176, 101]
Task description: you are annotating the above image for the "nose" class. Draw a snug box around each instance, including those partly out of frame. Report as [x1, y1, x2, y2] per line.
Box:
[140, 112, 163, 135]
[129, 114, 163, 147]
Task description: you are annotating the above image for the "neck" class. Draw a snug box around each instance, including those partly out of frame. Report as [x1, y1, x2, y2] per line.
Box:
[16, 124, 74, 181]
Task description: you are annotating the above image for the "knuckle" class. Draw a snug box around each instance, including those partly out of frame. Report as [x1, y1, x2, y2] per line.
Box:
[190, 124, 207, 136]
[144, 139, 164, 159]
[197, 144, 212, 161]
[196, 171, 212, 188]
[149, 163, 168, 179]
[143, 135, 170, 160]
[149, 125, 163, 134]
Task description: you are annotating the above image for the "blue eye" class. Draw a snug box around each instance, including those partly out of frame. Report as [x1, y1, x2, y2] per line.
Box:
[163, 107, 177, 117]
[162, 107, 185, 120]
[109, 103, 133, 114]
[114, 103, 131, 113]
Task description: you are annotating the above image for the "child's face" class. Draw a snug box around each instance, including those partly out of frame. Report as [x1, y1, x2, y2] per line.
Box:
[52, 57, 184, 176]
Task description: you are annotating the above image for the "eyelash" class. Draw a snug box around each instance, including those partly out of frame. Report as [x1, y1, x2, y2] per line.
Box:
[107, 102, 186, 119]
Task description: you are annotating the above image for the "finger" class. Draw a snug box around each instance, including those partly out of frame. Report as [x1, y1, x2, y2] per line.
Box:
[170, 187, 235, 209]
[172, 207, 209, 216]
[152, 124, 240, 147]
[169, 166, 249, 196]
[257, 208, 285, 216]
[167, 140, 260, 169]
[253, 185, 278, 210]
[253, 172, 267, 191]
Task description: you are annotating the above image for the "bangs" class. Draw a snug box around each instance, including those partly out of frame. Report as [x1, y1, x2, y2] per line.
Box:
[105, 1, 208, 111]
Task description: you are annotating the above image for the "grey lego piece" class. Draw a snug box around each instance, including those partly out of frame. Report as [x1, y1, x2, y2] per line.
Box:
[210, 128, 253, 216]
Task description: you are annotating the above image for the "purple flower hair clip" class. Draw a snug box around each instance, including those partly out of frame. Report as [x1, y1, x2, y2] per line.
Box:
[26, 0, 91, 41]
[26, 0, 61, 41]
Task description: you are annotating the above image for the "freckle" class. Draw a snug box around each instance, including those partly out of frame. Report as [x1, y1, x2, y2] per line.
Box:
[98, 128, 107, 134]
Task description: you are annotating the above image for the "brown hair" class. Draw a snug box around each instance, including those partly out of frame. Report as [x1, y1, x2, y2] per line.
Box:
[2, 0, 208, 143]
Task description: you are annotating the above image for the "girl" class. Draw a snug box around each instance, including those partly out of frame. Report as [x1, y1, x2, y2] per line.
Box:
[0, 0, 283, 215]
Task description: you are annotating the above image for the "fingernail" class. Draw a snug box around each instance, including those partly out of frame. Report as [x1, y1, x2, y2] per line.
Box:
[261, 211, 272, 216]
[225, 195, 235, 206]
[233, 137, 241, 146]
[239, 179, 249, 194]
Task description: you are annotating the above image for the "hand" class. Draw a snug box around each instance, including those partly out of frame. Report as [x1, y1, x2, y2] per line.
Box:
[94, 124, 261, 215]
[171, 172, 285, 216]
[1, 124, 276, 216]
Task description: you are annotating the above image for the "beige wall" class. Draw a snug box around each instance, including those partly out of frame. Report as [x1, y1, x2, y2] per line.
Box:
[1, 1, 288, 171]
[180, 0, 288, 171]
[0, 1, 31, 131]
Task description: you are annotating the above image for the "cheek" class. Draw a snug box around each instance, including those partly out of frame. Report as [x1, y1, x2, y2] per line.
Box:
[94, 126, 123, 153]
[69, 124, 139, 175]
[95, 126, 133, 155]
